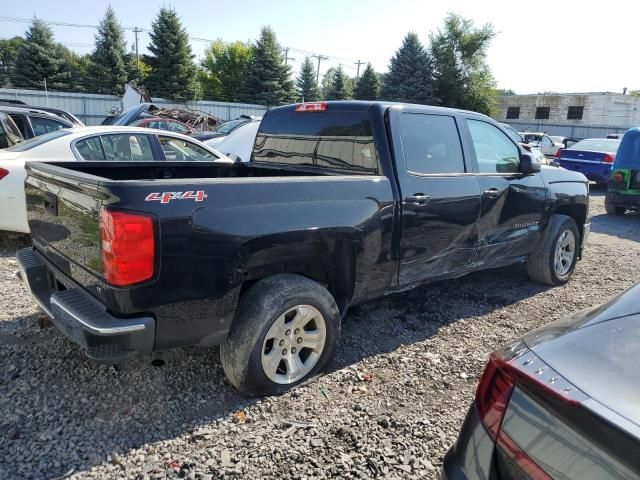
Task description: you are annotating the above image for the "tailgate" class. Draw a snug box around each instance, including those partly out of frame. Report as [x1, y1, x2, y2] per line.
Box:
[25, 163, 106, 292]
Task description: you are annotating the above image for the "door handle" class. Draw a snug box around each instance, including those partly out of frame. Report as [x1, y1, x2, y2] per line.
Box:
[405, 193, 431, 204]
[482, 188, 501, 199]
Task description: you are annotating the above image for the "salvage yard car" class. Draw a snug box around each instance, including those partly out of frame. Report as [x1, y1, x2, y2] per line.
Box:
[0, 126, 230, 234]
[556, 137, 621, 184]
[16, 101, 590, 396]
[443, 282, 640, 480]
[605, 127, 640, 215]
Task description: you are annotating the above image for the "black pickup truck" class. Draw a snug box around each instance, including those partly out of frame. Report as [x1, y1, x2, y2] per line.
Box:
[17, 101, 590, 396]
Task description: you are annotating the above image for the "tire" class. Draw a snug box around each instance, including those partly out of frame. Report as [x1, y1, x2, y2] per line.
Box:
[605, 195, 626, 215]
[527, 215, 580, 286]
[220, 274, 341, 396]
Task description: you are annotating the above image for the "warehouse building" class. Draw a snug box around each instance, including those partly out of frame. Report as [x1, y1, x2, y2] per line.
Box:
[495, 92, 640, 138]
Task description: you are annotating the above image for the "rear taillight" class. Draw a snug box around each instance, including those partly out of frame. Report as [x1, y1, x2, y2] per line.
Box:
[475, 346, 583, 479]
[0, 168, 8, 180]
[611, 171, 624, 184]
[295, 102, 327, 112]
[100, 209, 155, 286]
[475, 356, 515, 439]
[555, 149, 563, 159]
[602, 153, 614, 163]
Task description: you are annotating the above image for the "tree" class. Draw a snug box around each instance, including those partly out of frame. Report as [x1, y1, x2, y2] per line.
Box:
[354, 63, 380, 100]
[429, 13, 497, 115]
[0, 37, 25, 86]
[12, 19, 70, 90]
[324, 65, 351, 100]
[145, 7, 198, 101]
[381, 32, 435, 105]
[61, 48, 92, 92]
[200, 40, 252, 101]
[89, 6, 128, 95]
[296, 56, 320, 102]
[240, 26, 295, 106]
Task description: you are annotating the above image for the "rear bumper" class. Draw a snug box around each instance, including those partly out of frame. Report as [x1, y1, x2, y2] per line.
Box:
[559, 161, 612, 183]
[606, 191, 640, 208]
[16, 247, 155, 363]
[442, 406, 495, 480]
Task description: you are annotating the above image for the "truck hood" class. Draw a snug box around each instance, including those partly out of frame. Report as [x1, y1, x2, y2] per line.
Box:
[539, 164, 588, 184]
[523, 283, 640, 426]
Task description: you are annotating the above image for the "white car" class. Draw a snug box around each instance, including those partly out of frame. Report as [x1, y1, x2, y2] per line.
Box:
[205, 119, 261, 163]
[519, 132, 564, 157]
[0, 126, 230, 234]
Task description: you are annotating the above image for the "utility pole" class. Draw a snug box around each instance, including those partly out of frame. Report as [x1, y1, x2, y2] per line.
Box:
[133, 27, 141, 72]
[312, 54, 328, 83]
[354, 60, 365, 80]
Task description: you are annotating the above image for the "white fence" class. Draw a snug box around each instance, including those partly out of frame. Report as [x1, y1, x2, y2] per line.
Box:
[0, 88, 268, 126]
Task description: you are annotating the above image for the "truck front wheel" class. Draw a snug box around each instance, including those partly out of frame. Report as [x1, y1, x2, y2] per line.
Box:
[220, 274, 341, 396]
[527, 215, 580, 286]
[605, 195, 626, 215]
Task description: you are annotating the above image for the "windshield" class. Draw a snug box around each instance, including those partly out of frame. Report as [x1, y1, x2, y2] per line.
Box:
[523, 134, 542, 144]
[7, 129, 72, 152]
[569, 138, 620, 153]
[502, 125, 523, 143]
[215, 119, 247, 134]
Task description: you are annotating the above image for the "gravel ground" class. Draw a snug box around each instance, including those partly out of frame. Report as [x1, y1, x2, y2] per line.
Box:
[1, 187, 639, 480]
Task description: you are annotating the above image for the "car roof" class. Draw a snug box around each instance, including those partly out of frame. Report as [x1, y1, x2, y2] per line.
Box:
[0, 105, 69, 118]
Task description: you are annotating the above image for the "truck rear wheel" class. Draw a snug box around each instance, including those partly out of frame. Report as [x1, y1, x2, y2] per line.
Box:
[220, 274, 341, 396]
[605, 195, 626, 215]
[527, 215, 579, 286]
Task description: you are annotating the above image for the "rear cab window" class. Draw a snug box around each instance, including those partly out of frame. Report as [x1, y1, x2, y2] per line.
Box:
[253, 106, 380, 174]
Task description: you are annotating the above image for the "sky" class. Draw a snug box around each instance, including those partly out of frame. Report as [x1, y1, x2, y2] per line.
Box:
[2, 0, 639, 94]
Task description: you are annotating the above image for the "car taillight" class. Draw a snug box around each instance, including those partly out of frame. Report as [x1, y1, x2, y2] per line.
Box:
[295, 102, 327, 112]
[475, 345, 583, 480]
[602, 153, 614, 163]
[0, 168, 8, 180]
[611, 171, 624, 183]
[555, 149, 563, 159]
[100, 209, 155, 286]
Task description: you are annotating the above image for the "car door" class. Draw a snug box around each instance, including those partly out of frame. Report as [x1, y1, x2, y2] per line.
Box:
[157, 135, 219, 161]
[540, 135, 554, 156]
[74, 133, 156, 161]
[390, 107, 482, 286]
[463, 118, 547, 268]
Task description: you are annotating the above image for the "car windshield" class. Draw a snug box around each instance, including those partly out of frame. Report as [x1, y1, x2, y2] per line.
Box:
[6, 129, 72, 151]
[502, 125, 523, 143]
[522, 134, 542, 144]
[569, 138, 620, 153]
[215, 119, 247, 134]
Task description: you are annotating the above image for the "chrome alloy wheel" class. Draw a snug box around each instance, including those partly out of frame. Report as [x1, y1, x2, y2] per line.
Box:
[261, 305, 327, 384]
[554, 230, 576, 276]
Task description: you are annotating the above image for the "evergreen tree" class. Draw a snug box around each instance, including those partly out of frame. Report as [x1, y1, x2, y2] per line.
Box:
[429, 14, 497, 115]
[145, 7, 198, 101]
[61, 48, 92, 92]
[354, 63, 380, 100]
[240, 26, 295, 106]
[296, 57, 320, 102]
[200, 40, 252, 101]
[12, 19, 69, 90]
[89, 6, 128, 95]
[381, 32, 435, 105]
[0, 37, 25, 86]
[324, 65, 351, 100]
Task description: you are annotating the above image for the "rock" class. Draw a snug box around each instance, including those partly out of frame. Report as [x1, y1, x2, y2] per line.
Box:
[220, 449, 231, 467]
[376, 416, 390, 429]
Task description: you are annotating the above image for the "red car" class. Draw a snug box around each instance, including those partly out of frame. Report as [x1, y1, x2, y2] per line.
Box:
[130, 117, 196, 135]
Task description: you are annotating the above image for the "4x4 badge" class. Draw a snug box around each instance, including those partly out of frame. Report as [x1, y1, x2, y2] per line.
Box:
[145, 191, 207, 204]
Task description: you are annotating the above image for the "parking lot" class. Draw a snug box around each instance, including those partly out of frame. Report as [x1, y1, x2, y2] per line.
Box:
[0, 187, 638, 479]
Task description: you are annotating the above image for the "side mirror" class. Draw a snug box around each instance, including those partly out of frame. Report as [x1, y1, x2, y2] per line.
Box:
[520, 151, 541, 174]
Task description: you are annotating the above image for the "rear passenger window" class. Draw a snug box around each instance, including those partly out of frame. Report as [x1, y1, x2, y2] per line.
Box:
[75, 137, 105, 160]
[99, 134, 154, 161]
[30, 116, 68, 136]
[399, 113, 465, 174]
